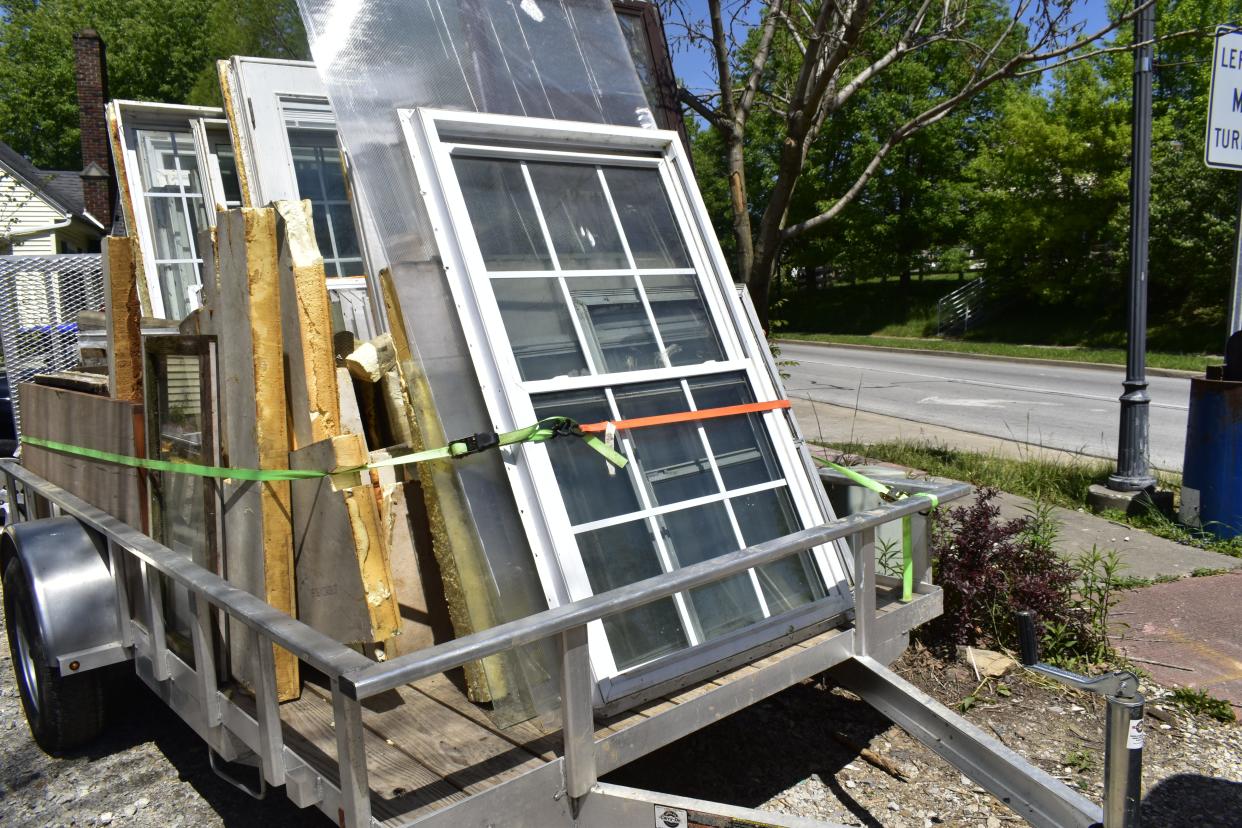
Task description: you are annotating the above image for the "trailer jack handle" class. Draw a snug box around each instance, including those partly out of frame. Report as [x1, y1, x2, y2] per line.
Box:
[1016, 611, 1144, 828]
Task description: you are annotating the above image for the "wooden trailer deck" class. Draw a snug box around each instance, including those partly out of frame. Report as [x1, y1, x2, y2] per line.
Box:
[267, 581, 932, 826]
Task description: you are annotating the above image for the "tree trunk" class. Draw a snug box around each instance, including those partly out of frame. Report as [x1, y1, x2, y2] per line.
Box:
[726, 131, 754, 282]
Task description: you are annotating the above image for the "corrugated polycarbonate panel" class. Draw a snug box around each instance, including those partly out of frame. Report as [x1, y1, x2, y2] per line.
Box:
[293, 0, 654, 721]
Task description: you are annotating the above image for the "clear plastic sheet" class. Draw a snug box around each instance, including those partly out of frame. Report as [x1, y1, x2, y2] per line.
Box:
[293, 0, 652, 723]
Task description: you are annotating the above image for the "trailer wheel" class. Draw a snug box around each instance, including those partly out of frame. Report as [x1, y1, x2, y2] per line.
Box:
[3, 558, 106, 753]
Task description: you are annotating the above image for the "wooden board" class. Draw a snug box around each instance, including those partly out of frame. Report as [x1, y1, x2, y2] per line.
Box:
[368, 449, 450, 660]
[19, 383, 145, 531]
[102, 236, 143, 404]
[379, 268, 506, 703]
[289, 433, 400, 645]
[105, 106, 150, 316]
[275, 199, 340, 449]
[213, 207, 298, 700]
[271, 683, 466, 821]
[303, 681, 546, 794]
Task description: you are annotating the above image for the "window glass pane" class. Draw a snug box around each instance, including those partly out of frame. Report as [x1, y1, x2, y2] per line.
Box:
[492, 278, 588, 380]
[158, 263, 198, 321]
[532, 389, 641, 525]
[289, 131, 329, 201]
[576, 520, 687, 670]
[136, 129, 202, 195]
[329, 203, 361, 258]
[147, 196, 196, 261]
[604, 166, 689, 268]
[453, 156, 551, 271]
[527, 162, 627, 269]
[566, 276, 660, 373]
[732, 487, 819, 615]
[615, 382, 717, 506]
[689, 374, 783, 489]
[214, 142, 243, 205]
[643, 274, 724, 365]
[660, 503, 763, 640]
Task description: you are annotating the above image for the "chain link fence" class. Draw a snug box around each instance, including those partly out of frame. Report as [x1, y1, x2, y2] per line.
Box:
[0, 254, 105, 441]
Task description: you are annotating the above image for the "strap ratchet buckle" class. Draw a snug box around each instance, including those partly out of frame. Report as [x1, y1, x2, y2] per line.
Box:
[453, 431, 500, 457]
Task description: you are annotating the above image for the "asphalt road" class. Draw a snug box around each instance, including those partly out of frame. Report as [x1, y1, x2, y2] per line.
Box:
[779, 343, 1191, 471]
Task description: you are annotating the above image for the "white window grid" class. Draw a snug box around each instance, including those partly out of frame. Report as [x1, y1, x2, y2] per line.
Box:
[402, 109, 849, 692]
[136, 128, 207, 320]
[285, 128, 365, 278]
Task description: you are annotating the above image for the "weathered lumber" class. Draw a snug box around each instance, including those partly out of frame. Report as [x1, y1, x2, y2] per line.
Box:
[20, 383, 144, 531]
[275, 200, 340, 449]
[344, 333, 396, 383]
[102, 236, 143, 403]
[32, 371, 109, 395]
[379, 268, 510, 703]
[289, 433, 399, 645]
[213, 207, 298, 701]
[337, 368, 367, 439]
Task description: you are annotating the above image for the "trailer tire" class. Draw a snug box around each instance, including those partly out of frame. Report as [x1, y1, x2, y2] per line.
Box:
[3, 557, 106, 753]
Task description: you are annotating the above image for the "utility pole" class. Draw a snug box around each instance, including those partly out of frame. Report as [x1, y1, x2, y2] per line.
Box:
[1109, 0, 1157, 493]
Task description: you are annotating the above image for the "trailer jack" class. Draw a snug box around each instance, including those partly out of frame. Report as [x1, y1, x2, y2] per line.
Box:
[1017, 611, 1145, 828]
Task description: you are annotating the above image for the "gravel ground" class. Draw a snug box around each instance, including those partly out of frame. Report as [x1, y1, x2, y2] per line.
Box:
[3, 613, 1239, 827]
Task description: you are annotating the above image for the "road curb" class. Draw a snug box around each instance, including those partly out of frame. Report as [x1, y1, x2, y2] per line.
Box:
[775, 338, 1203, 379]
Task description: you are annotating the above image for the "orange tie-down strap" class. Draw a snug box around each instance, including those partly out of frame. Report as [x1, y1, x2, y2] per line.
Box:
[577, 399, 791, 434]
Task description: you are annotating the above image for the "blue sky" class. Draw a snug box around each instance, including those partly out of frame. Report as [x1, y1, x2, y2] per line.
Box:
[666, 0, 1118, 95]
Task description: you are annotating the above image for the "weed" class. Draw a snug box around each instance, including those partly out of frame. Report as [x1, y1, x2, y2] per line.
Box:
[876, 535, 903, 578]
[1191, 567, 1229, 578]
[1070, 547, 1124, 666]
[1169, 687, 1237, 723]
[1063, 749, 1095, 774]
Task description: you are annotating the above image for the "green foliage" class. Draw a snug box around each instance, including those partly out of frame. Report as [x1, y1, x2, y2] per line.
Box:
[1169, 687, 1236, 723]
[823, 438, 1113, 509]
[0, 0, 308, 170]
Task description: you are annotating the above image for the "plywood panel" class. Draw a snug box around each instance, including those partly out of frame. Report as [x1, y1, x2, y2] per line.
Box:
[275, 199, 340, 449]
[19, 383, 144, 531]
[290, 433, 399, 645]
[213, 206, 298, 700]
[102, 236, 142, 403]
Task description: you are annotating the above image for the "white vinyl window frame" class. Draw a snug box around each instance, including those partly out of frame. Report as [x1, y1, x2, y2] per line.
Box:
[109, 100, 232, 319]
[401, 108, 851, 703]
[222, 57, 381, 337]
[190, 117, 243, 220]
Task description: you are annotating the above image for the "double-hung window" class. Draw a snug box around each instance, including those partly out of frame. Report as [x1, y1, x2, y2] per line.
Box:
[403, 110, 849, 701]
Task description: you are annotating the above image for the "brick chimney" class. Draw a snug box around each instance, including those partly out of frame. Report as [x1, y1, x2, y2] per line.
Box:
[73, 28, 114, 229]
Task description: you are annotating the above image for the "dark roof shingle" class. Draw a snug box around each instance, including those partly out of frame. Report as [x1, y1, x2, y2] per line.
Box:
[0, 140, 86, 219]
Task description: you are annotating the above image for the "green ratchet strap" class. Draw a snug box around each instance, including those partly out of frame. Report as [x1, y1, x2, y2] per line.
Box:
[20, 416, 627, 484]
[815, 458, 939, 602]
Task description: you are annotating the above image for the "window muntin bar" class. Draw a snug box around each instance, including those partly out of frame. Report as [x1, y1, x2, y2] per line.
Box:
[134, 128, 208, 319]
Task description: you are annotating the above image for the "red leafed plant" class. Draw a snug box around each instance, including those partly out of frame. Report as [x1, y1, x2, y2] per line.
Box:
[926, 487, 1085, 654]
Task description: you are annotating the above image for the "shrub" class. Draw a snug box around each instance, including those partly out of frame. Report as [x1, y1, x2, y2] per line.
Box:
[925, 488, 1095, 661]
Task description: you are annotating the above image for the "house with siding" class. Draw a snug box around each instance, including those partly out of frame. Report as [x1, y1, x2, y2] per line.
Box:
[0, 141, 106, 256]
[0, 30, 116, 257]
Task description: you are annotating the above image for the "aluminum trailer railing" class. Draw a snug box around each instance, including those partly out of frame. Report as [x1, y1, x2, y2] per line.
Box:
[0, 458, 1104, 828]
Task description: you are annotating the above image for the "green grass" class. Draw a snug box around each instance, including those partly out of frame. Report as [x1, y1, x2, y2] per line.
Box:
[781, 332, 1211, 373]
[1169, 687, 1237, 723]
[819, 438, 1242, 559]
[822, 438, 1115, 509]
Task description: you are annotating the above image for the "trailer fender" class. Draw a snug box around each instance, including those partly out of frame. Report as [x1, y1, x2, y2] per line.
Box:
[1, 517, 127, 675]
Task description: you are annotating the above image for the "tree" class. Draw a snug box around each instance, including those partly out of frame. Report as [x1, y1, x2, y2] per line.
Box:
[664, 0, 1151, 323]
[0, 0, 307, 170]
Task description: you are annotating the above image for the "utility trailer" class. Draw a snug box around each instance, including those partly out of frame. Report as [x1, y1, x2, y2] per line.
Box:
[1, 459, 1114, 828]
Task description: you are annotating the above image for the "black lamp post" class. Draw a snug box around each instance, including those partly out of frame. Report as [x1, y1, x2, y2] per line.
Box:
[1108, 0, 1158, 492]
